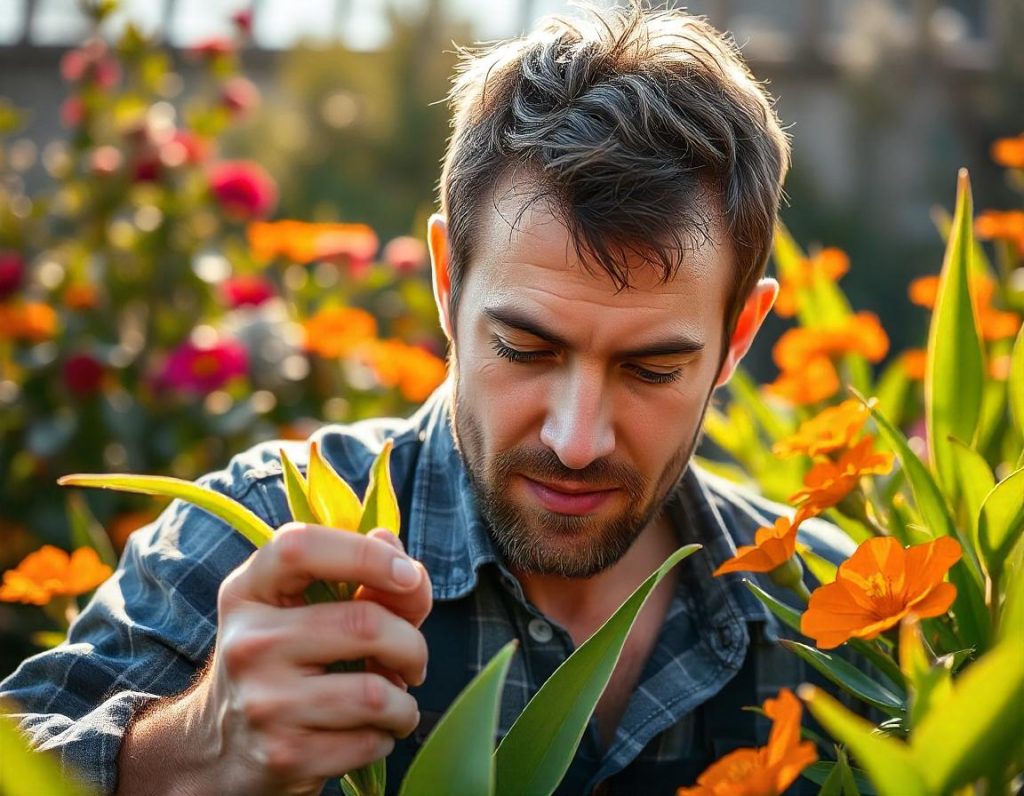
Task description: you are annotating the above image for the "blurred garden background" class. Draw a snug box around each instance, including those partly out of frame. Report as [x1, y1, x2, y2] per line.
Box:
[0, 0, 1022, 679]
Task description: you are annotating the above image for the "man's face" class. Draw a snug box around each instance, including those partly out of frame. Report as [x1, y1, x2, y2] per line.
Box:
[440, 189, 736, 579]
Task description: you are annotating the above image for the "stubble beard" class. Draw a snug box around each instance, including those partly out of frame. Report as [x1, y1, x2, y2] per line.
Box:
[449, 379, 710, 579]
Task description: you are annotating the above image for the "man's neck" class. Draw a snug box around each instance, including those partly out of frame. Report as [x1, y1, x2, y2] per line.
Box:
[513, 511, 680, 647]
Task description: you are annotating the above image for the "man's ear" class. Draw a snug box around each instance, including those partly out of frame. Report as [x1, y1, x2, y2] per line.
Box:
[428, 213, 454, 340]
[714, 278, 779, 388]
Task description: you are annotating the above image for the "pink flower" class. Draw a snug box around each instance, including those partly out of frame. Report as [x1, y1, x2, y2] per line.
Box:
[221, 77, 260, 117]
[189, 38, 234, 59]
[90, 145, 123, 177]
[208, 161, 277, 221]
[232, 8, 254, 36]
[0, 251, 24, 299]
[171, 130, 212, 164]
[221, 275, 275, 308]
[383, 236, 427, 274]
[60, 40, 120, 89]
[60, 97, 85, 128]
[161, 338, 249, 393]
[63, 353, 105, 396]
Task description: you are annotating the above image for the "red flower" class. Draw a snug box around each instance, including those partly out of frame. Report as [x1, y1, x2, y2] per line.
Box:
[383, 236, 428, 274]
[221, 77, 260, 117]
[60, 97, 85, 128]
[208, 161, 277, 221]
[161, 338, 248, 393]
[60, 39, 120, 89]
[172, 130, 211, 164]
[189, 38, 235, 59]
[0, 251, 24, 299]
[63, 353, 105, 396]
[221, 275, 275, 308]
[232, 8, 254, 36]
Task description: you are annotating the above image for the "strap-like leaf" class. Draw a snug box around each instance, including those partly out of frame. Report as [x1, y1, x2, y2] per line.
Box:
[493, 544, 700, 796]
[279, 448, 317, 524]
[744, 579, 803, 633]
[400, 641, 517, 796]
[977, 467, 1024, 581]
[358, 440, 400, 535]
[780, 641, 904, 716]
[58, 474, 274, 548]
[307, 441, 362, 531]
[0, 708, 96, 796]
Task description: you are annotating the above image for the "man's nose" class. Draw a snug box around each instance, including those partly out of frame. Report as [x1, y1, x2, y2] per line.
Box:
[539, 364, 615, 470]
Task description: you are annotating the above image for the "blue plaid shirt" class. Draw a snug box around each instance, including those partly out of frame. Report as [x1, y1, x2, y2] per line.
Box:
[0, 386, 854, 794]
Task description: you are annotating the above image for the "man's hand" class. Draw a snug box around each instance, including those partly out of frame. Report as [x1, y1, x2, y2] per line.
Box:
[117, 524, 432, 796]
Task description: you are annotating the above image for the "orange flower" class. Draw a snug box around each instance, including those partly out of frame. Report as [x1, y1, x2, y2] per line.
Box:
[0, 302, 59, 342]
[772, 312, 889, 372]
[990, 354, 1012, 381]
[978, 306, 1022, 342]
[801, 536, 961, 649]
[908, 275, 939, 309]
[901, 348, 927, 380]
[713, 511, 807, 576]
[248, 221, 379, 266]
[302, 306, 378, 359]
[359, 338, 447, 402]
[908, 272, 1020, 340]
[0, 546, 112, 605]
[991, 135, 1024, 169]
[789, 437, 894, 513]
[64, 282, 99, 310]
[773, 398, 872, 458]
[774, 248, 849, 318]
[677, 688, 817, 796]
[765, 355, 840, 406]
[975, 211, 1024, 255]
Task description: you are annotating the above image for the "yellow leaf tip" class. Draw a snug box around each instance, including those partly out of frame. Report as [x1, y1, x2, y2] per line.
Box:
[796, 684, 818, 702]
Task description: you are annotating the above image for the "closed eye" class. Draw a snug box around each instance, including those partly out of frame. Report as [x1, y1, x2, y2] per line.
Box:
[491, 339, 554, 363]
[623, 364, 682, 384]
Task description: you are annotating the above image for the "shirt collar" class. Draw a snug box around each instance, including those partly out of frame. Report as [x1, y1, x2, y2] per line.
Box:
[405, 382, 769, 628]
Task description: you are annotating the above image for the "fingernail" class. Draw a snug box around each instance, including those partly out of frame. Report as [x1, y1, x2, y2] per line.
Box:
[392, 556, 420, 588]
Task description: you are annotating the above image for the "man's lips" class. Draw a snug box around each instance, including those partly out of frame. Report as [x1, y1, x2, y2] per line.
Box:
[520, 475, 617, 515]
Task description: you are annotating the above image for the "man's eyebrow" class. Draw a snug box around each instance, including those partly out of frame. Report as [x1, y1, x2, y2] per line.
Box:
[483, 306, 704, 359]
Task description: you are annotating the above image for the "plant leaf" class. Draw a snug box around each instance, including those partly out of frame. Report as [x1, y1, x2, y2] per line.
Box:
[946, 437, 995, 553]
[65, 492, 118, 568]
[493, 545, 700, 796]
[925, 170, 984, 497]
[804, 755, 873, 796]
[910, 640, 1024, 793]
[1009, 325, 1024, 440]
[57, 474, 274, 549]
[358, 440, 401, 535]
[977, 467, 1024, 581]
[0, 709, 96, 796]
[800, 686, 928, 796]
[779, 641, 904, 715]
[307, 441, 362, 531]
[399, 641, 517, 796]
[798, 546, 837, 586]
[279, 448, 317, 524]
[898, 618, 952, 733]
[743, 579, 802, 634]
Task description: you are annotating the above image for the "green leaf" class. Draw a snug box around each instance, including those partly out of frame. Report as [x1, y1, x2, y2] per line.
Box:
[804, 755, 873, 796]
[910, 641, 1024, 793]
[743, 579, 802, 634]
[800, 686, 928, 796]
[798, 546, 837, 586]
[66, 492, 118, 568]
[307, 441, 362, 531]
[57, 474, 274, 549]
[0, 708, 95, 795]
[898, 618, 952, 733]
[926, 170, 984, 497]
[358, 440, 401, 535]
[947, 437, 995, 553]
[977, 467, 1024, 580]
[399, 641, 517, 796]
[873, 358, 911, 432]
[493, 545, 700, 796]
[1009, 325, 1024, 440]
[279, 448, 317, 524]
[780, 641, 904, 716]
[727, 367, 793, 442]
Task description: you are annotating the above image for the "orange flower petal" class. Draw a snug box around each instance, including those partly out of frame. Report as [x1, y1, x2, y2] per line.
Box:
[905, 581, 958, 619]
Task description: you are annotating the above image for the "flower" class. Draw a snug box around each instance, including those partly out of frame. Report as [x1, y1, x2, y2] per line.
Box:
[800, 536, 961, 649]
[0, 546, 113, 605]
[908, 275, 939, 309]
[383, 236, 428, 274]
[773, 399, 872, 458]
[160, 337, 249, 393]
[65, 282, 100, 310]
[232, 8, 254, 35]
[63, 353, 105, 396]
[221, 76, 260, 117]
[975, 211, 1024, 254]
[0, 302, 58, 342]
[303, 307, 378, 358]
[188, 38, 235, 59]
[908, 272, 1021, 340]
[208, 161, 277, 220]
[247, 221, 379, 267]
[60, 39, 121, 89]
[764, 355, 840, 406]
[789, 437, 894, 513]
[60, 96, 85, 128]
[677, 688, 817, 796]
[901, 348, 927, 380]
[978, 306, 1022, 342]
[772, 312, 889, 373]
[358, 338, 448, 402]
[713, 512, 807, 576]
[991, 134, 1024, 169]
[774, 248, 849, 318]
[221, 275, 275, 308]
[0, 251, 24, 299]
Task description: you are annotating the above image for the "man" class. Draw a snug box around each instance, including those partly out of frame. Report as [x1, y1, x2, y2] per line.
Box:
[1, 5, 852, 794]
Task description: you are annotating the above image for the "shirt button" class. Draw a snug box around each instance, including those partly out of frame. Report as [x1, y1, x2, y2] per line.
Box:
[528, 618, 554, 643]
[717, 625, 735, 648]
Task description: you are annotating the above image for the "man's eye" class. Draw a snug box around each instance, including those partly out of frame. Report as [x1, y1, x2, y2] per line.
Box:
[491, 340, 552, 363]
[625, 364, 682, 385]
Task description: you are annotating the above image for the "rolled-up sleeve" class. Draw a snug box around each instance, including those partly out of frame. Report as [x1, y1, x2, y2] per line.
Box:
[0, 468, 281, 793]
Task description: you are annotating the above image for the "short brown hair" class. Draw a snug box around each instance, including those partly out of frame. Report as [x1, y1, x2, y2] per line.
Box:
[440, 4, 790, 335]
